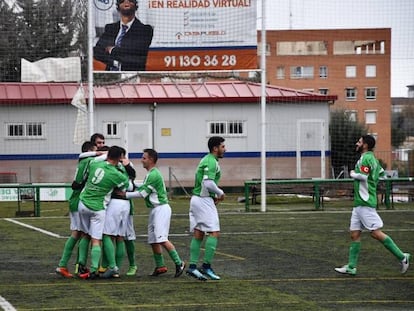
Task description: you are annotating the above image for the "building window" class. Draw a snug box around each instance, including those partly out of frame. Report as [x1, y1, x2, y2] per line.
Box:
[276, 66, 285, 79]
[290, 66, 314, 79]
[345, 110, 357, 122]
[365, 87, 377, 100]
[365, 65, 376, 78]
[6, 122, 44, 138]
[208, 120, 246, 137]
[346, 65, 356, 78]
[365, 111, 377, 124]
[345, 87, 357, 100]
[277, 41, 328, 55]
[319, 66, 328, 78]
[319, 88, 329, 95]
[334, 40, 386, 55]
[104, 122, 120, 138]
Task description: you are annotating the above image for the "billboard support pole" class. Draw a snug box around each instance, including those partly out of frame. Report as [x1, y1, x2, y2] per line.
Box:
[87, 0, 94, 137]
[260, 0, 267, 212]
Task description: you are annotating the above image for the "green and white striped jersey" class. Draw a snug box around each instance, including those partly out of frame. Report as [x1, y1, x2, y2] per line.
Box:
[192, 153, 221, 197]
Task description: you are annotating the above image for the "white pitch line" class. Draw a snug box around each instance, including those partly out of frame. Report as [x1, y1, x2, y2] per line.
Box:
[0, 296, 17, 311]
[4, 218, 62, 238]
[4, 216, 414, 241]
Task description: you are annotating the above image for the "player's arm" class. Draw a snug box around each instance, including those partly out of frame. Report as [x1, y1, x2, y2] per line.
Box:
[350, 161, 370, 181]
[78, 151, 107, 159]
[79, 151, 96, 159]
[203, 179, 225, 201]
[121, 159, 136, 180]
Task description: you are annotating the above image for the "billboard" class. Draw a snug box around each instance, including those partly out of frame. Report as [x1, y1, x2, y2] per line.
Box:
[93, 0, 257, 71]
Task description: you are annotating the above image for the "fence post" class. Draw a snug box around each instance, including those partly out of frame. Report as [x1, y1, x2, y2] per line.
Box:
[34, 186, 41, 217]
[384, 179, 391, 209]
[314, 181, 321, 210]
[244, 181, 250, 212]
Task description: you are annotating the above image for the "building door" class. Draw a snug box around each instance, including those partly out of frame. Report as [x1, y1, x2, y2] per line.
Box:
[124, 121, 152, 157]
[296, 119, 326, 178]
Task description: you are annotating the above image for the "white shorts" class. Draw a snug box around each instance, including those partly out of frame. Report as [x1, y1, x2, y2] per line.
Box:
[103, 198, 130, 237]
[349, 206, 384, 231]
[69, 211, 81, 231]
[189, 195, 220, 233]
[125, 214, 136, 241]
[78, 201, 106, 240]
[147, 204, 171, 244]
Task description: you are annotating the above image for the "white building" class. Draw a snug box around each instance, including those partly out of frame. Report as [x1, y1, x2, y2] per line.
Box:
[0, 81, 336, 186]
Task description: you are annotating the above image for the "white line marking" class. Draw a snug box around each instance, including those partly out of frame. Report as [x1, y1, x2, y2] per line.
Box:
[0, 296, 17, 311]
[4, 218, 62, 238]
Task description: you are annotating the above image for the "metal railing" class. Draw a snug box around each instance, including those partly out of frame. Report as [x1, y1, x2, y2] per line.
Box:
[244, 178, 414, 212]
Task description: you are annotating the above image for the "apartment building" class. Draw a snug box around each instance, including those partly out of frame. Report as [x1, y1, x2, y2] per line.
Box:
[258, 28, 391, 166]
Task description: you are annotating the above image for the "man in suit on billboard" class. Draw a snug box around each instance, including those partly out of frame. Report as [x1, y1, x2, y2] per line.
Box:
[93, 0, 153, 71]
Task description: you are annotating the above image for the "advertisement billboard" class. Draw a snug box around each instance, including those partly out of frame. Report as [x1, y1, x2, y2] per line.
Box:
[93, 0, 257, 71]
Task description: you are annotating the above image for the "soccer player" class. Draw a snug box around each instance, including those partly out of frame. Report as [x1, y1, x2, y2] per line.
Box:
[186, 136, 226, 281]
[335, 135, 411, 275]
[77, 146, 132, 279]
[55, 141, 96, 278]
[100, 147, 136, 278]
[90, 133, 105, 149]
[122, 148, 186, 277]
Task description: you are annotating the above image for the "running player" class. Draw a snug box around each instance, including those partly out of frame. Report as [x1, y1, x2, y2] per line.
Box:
[335, 135, 411, 275]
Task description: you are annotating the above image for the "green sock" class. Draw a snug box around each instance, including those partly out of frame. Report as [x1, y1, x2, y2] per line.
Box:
[189, 238, 202, 266]
[382, 236, 405, 260]
[125, 240, 136, 267]
[77, 237, 90, 266]
[90, 245, 101, 273]
[203, 236, 218, 265]
[102, 235, 116, 269]
[153, 253, 165, 268]
[115, 240, 126, 269]
[58, 236, 77, 267]
[348, 241, 361, 269]
[101, 249, 108, 269]
[168, 249, 182, 266]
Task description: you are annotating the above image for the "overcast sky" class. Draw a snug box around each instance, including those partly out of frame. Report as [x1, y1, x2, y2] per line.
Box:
[258, 0, 414, 97]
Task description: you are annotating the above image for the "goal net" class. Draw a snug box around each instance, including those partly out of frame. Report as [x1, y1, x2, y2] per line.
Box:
[1, 0, 414, 195]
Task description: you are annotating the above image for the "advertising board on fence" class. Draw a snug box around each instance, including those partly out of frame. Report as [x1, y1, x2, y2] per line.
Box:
[93, 0, 257, 71]
[0, 187, 72, 202]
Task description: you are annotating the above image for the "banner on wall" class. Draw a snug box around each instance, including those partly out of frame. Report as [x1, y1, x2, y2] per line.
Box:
[93, 0, 257, 71]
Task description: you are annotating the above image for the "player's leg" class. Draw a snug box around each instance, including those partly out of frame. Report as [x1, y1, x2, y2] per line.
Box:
[115, 237, 126, 270]
[148, 206, 168, 276]
[335, 207, 361, 275]
[198, 199, 221, 280]
[186, 196, 207, 280]
[125, 213, 137, 276]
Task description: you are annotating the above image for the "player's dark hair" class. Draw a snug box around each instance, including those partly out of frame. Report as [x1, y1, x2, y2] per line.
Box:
[119, 147, 126, 156]
[97, 145, 110, 151]
[143, 148, 158, 163]
[362, 135, 376, 150]
[116, 0, 138, 11]
[208, 136, 225, 152]
[81, 141, 95, 152]
[90, 133, 105, 145]
[108, 146, 123, 160]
